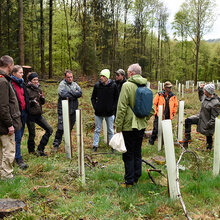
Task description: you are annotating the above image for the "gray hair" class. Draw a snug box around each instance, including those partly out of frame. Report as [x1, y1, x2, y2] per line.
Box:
[0, 55, 14, 67]
[127, 63, 142, 75]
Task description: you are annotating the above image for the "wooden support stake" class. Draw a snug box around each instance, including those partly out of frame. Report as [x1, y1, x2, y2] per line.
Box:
[76, 109, 85, 184]
[162, 120, 178, 200]
[62, 100, 72, 159]
[158, 105, 163, 151]
[177, 101, 184, 142]
[213, 118, 220, 176]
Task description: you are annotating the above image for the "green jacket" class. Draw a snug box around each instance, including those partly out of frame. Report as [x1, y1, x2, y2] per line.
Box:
[115, 74, 153, 132]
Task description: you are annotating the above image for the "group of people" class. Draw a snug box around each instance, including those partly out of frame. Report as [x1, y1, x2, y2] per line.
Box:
[0, 55, 82, 180]
[0, 55, 219, 187]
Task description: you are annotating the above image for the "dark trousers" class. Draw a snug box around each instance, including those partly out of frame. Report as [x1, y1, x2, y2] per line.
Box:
[150, 114, 171, 142]
[185, 115, 213, 145]
[15, 110, 27, 159]
[53, 113, 76, 148]
[122, 129, 145, 185]
[27, 116, 53, 153]
[149, 115, 159, 142]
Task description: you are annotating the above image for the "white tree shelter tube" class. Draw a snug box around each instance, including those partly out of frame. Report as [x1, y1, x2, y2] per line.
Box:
[213, 118, 220, 176]
[178, 101, 184, 142]
[76, 109, 85, 184]
[162, 120, 178, 200]
[62, 100, 72, 159]
[158, 105, 163, 151]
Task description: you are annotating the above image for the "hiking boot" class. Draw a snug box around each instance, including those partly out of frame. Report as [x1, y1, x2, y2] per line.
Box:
[148, 139, 154, 145]
[15, 158, 28, 170]
[37, 150, 48, 157]
[206, 144, 213, 150]
[179, 133, 191, 144]
[120, 182, 133, 188]
[92, 146, 97, 152]
[29, 151, 38, 156]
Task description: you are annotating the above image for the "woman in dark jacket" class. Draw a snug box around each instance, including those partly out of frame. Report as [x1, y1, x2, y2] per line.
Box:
[26, 72, 53, 156]
[11, 65, 29, 170]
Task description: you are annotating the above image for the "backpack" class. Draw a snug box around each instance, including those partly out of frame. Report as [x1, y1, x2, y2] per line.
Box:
[129, 84, 153, 118]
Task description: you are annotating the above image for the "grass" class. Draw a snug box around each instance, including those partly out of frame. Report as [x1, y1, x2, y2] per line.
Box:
[0, 82, 220, 219]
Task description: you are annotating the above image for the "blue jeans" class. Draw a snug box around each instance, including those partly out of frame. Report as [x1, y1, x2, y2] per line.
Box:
[93, 115, 115, 147]
[15, 110, 27, 159]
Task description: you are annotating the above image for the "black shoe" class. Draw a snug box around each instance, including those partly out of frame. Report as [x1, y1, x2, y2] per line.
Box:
[37, 150, 48, 156]
[111, 148, 115, 153]
[92, 146, 97, 152]
[148, 139, 154, 145]
[29, 151, 38, 156]
[206, 144, 213, 150]
[15, 158, 28, 170]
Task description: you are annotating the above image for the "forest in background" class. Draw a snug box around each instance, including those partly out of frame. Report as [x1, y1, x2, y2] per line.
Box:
[0, 0, 220, 83]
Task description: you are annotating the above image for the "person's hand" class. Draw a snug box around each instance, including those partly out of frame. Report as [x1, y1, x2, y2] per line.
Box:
[8, 126, 15, 136]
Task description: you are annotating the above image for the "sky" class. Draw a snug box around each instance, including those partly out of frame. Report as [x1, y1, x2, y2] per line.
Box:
[164, 0, 220, 40]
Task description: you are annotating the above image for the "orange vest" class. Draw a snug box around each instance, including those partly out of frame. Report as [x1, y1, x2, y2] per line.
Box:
[153, 91, 178, 119]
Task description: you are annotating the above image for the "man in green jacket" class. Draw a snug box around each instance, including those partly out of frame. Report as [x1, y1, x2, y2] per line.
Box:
[115, 63, 152, 188]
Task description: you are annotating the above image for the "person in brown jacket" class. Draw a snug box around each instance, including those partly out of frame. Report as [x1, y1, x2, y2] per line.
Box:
[26, 72, 53, 156]
[0, 55, 22, 180]
[149, 81, 178, 145]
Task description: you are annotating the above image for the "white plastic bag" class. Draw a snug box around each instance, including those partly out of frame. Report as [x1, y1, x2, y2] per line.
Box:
[109, 132, 127, 153]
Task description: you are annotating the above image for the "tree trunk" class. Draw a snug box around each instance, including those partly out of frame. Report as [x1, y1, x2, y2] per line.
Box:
[40, 0, 46, 78]
[195, 39, 200, 85]
[19, 0, 24, 65]
[123, 0, 128, 69]
[0, 0, 2, 52]
[82, 0, 87, 75]
[63, 0, 72, 70]
[49, 0, 53, 78]
[7, 0, 10, 53]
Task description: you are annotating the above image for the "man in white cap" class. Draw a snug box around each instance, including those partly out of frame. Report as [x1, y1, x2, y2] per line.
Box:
[180, 83, 220, 149]
[91, 69, 118, 152]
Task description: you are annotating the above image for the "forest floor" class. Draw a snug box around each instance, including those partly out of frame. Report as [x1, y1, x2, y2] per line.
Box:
[0, 81, 220, 219]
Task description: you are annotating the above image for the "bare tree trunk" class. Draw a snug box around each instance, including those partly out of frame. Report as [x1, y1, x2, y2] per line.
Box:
[82, 0, 87, 75]
[156, 20, 160, 81]
[0, 0, 2, 51]
[7, 0, 10, 53]
[63, 0, 72, 70]
[123, 0, 128, 69]
[19, 0, 24, 65]
[48, 0, 53, 78]
[195, 39, 200, 85]
[40, 0, 46, 78]
[31, 0, 35, 68]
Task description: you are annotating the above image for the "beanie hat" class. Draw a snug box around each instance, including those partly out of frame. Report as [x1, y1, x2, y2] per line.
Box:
[204, 83, 215, 95]
[100, 69, 110, 79]
[28, 72, 38, 82]
[115, 69, 125, 76]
